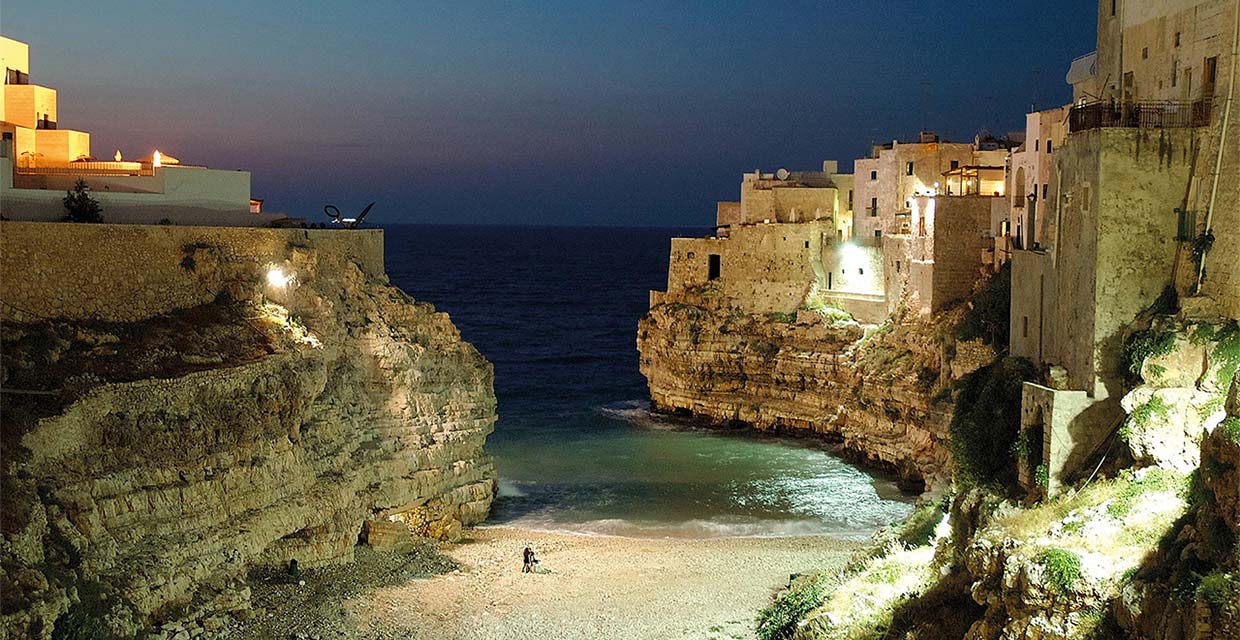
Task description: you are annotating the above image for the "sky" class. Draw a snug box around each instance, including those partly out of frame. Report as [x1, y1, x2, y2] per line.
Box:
[2, 1, 1098, 227]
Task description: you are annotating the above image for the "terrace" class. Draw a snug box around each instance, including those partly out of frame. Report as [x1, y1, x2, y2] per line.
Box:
[1068, 99, 1213, 133]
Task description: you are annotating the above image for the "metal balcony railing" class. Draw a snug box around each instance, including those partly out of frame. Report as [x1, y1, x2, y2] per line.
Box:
[1069, 99, 1213, 133]
[15, 161, 154, 177]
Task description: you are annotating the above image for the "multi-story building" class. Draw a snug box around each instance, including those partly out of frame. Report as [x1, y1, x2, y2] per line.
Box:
[1, 35, 278, 226]
[1021, 0, 1239, 493]
[715, 161, 854, 237]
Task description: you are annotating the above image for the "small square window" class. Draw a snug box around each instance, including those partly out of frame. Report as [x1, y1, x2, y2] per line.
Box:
[804, 241, 810, 248]
[950, 160, 959, 170]
[870, 170, 877, 181]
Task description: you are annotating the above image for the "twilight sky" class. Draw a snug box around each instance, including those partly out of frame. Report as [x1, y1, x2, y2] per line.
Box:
[3, 1, 1097, 226]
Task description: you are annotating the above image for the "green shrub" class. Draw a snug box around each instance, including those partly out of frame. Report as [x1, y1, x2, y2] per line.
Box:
[949, 356, 1038, 488]
[1219, 417, 1240, 446]
[1037, 548, 1082, 593]
[1211, 321, 1240, 388]
[1196, 572, 1236, 609]
[765, 311, 797, 324]
[1106, 469, 1187, 519]
[61, 178, 104, 223]
[1122, 330, 1176, 383]
[1036, 464, 1049, 490]
[1119, 396, 1172, 444]
[756, 574, 828, 640]
[891, 498, 949, 549]
[957, 261, 1011, 349]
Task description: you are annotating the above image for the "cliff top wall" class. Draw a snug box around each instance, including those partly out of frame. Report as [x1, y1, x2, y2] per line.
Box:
[0, 221, 383, 323]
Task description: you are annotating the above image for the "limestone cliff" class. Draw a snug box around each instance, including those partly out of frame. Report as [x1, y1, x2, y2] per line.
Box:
[638, 286, 992, 491]
[0, 240, 497, 639]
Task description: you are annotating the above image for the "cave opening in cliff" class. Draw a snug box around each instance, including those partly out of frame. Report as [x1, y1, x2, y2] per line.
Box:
[708, 254, 720, 280]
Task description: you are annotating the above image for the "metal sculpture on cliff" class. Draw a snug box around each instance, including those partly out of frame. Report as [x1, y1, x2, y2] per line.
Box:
[324, 202, 375, 229]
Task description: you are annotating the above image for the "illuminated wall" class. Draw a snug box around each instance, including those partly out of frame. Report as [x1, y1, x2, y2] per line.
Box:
[660, 222, 885, 321]
[0, 221, 384, 323]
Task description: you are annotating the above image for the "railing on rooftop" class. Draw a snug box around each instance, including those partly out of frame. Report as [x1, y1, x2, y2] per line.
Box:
[14, 161, 154, 177]
[1069, 99, 1213, 133]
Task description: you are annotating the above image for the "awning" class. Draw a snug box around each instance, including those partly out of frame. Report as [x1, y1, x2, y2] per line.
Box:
[1066, 52, 1097, 86]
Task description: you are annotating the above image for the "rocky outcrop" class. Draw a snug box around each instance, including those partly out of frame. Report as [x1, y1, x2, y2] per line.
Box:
[0, 249, 496, 638]
[1115, 369, 1240, 640]
[637, 292, 987, 490]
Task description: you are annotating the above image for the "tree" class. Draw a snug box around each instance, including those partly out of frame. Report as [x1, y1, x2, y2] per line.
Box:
[62, 179, 103, 223]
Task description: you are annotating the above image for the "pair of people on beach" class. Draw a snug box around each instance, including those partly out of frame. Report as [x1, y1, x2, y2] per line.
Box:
[522, 546, 539, 573]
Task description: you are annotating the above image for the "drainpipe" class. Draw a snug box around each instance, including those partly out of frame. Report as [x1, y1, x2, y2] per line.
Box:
[1197, 0, 1240, 292]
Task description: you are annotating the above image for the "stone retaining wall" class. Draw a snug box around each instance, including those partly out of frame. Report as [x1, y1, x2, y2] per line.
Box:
[0, 221, 383, 322]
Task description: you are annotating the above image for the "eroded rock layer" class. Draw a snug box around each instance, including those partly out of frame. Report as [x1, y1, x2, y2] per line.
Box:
[0, 253, 497, 638]
[637, 292, 988, 490]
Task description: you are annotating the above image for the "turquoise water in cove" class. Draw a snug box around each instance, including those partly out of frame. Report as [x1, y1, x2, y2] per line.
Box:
[383, 225, 913, 539]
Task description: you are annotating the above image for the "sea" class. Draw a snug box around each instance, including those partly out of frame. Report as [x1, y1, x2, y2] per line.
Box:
[383, 225, 914, 539]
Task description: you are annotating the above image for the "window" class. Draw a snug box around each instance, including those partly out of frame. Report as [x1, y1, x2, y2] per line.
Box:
[1042, 184, 1048, 200]
[906, 162, 914, 176]
[1205, 56, 1219, 96]
[858, 268, 864, 275]
[828, 272, 833, 289]
[874, 230, 882, 239]
[870, 170, 877, 181]
[950, 160, 959, 170]
[896, 260, 901, 274]
[1023, 317, 1029, 339]
[1172, 60, 1178, 87]
[1176, 208, 1197, 241]
[1111, 0, 1116, 17]
[708, 255, 721, 280]
[848, 190, 854, 209]
[1175, 32, 1181, 47]
[804, 241, 810, 248]
[1142, 47, 1149, 60]
[687, 252, 696, 259]
[1035, 139, 1040, 151]
[1046, 140, 1053, 154]
[870, 197, 878, 216]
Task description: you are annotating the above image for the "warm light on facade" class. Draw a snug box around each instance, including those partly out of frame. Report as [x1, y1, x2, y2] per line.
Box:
[152, 150, 162, 168]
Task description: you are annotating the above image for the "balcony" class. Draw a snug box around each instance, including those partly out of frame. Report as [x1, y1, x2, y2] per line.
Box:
[15, 160, 154, 177]
[1069, 99, 1213, 133]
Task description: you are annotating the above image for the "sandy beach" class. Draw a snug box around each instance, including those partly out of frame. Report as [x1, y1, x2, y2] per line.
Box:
[344, 527, 859, 640]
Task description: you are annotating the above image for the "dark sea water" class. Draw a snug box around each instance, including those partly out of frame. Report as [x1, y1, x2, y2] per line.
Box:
[383, 225, 913, 539]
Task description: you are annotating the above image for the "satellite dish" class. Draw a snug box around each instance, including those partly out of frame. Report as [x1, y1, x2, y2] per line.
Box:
[775, 168, 790, 180]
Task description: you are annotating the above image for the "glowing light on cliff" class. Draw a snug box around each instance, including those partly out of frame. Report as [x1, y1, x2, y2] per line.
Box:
[114, 149, 123, 162]
[152, 150, 162, 168]
[266, 266, 292, 288]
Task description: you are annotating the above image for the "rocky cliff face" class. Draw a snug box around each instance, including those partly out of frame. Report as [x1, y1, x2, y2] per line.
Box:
[0, 252, 497, 639]
[637, 288, 991, 491]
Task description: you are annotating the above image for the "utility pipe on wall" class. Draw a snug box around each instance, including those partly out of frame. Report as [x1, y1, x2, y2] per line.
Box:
[1197, 0, 1240, 292]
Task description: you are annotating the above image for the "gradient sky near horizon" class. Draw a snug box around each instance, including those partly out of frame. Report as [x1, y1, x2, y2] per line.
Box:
[3, 1, 1097, 226]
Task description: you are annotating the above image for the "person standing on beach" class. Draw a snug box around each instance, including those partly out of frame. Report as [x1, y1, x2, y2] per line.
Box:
[522, 547, 536, 573]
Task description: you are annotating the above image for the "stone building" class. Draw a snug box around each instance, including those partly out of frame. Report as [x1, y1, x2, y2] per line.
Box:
[851, 132, 1010, 244]
[1021, 0, 1240, 493]
[1, 35, 279, 226]
[883, 193, 1003, 316]
[715, 160, 854, 237]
